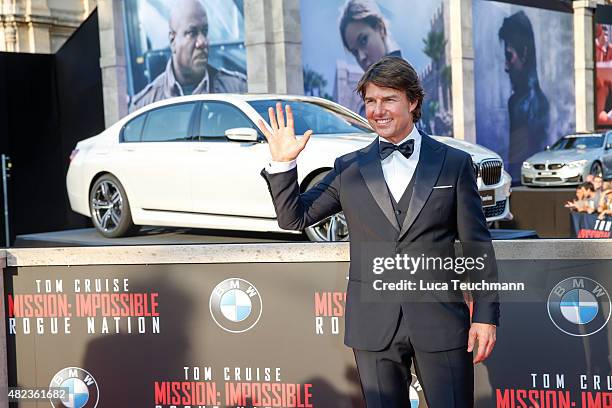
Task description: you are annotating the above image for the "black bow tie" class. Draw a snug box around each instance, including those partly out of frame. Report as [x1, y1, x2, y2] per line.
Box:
[379, 139, 415, 160]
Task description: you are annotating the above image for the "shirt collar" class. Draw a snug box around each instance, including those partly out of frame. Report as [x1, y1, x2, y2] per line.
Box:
[378, 124, 421, 145]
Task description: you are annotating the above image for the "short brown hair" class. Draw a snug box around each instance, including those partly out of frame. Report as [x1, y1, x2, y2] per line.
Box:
[356, 56, 425, 122]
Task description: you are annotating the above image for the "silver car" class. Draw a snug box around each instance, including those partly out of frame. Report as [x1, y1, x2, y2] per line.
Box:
[521, 132, 612, 186]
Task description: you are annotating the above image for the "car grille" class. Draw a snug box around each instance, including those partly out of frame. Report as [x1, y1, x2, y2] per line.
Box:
[478, 160, 503, 185]
[535, 177, 562, 182]
[484, 200, 506, 218]
[533, 163, 564, 170]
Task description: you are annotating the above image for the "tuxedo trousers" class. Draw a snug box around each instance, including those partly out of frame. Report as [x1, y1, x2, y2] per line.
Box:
[353, 308, 474, 408]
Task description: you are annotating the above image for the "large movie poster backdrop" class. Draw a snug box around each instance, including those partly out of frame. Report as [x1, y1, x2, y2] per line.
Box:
[6, 260, 612, 407]
[595, 5, 612, 128]
[300, 0, 454, 136]
[473, 0, 575, 183]
[122, 0, 247, 113]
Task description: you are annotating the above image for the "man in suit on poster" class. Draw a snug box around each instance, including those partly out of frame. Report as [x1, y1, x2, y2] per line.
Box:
[259, 56, 499, 407]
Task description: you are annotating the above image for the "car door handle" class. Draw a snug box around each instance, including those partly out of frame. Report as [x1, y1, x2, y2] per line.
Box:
[194, 148, 208, 152]
[123, 148, 136, 152]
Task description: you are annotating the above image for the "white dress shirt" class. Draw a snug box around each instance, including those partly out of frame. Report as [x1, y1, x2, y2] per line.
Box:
[266, 125, 422, 202]
[379, 125, 421, 202]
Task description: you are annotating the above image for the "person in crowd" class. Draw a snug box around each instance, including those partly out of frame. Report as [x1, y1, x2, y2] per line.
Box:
[585, 174, 595, 183]
[129, 0, 246, 111]
[592, 175, 604, 209]
[597, 181, 612, 219]
[566, 182, 596, 213]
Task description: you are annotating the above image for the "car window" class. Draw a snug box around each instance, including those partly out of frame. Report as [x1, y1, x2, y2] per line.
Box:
[249, 100, 372, 135]
[199, 102, 256, 139]
[550, 135, 604, 150]
[141, 103, 195, 142]
[122, 114, 146, 142]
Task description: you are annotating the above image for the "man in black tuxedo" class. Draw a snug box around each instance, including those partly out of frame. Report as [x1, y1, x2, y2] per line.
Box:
[259, 56, 499, 407]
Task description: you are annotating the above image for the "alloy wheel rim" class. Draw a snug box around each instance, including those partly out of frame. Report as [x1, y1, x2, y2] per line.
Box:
[308, 212, 349, 241]
[91, 180, 123, 233]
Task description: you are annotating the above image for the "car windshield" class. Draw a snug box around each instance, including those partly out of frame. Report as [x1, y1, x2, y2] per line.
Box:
[550, 135, 603, 150]
[248, 99, 373, 135]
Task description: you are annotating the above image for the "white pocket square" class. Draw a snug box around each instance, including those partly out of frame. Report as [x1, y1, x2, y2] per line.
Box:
[433, 185, 453, 189]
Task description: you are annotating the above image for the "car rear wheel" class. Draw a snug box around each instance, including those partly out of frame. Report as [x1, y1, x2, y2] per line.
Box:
[303, 171, 350, 242]
[89, 174, 139, 238]
[590, 162, 603, 178]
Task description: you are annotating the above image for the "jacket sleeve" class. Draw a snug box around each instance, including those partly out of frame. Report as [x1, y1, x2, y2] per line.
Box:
[456, 154, 501, 326]
[260, 159, 342, 231]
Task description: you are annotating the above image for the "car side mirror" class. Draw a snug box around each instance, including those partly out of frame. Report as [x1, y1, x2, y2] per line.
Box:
[545, 145, 550, 151]
[607, 143, 612, 150]
[225, 128, 258, 142]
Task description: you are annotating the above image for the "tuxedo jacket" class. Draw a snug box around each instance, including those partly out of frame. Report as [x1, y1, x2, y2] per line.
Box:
[261, 132, 500, 352]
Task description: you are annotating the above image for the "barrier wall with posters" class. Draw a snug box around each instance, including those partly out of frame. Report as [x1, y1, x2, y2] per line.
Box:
[2, 241, 612, 408]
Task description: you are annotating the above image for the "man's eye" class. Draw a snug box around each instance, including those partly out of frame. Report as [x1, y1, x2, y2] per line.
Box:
[359, 35, 368, 46]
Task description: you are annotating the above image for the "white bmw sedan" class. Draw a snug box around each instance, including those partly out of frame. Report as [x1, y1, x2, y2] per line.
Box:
[66, 94, 512, 241]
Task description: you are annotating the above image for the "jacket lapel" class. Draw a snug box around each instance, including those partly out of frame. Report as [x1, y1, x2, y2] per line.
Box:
[398, 133, 445, 240]
[358, 139, 401, 232]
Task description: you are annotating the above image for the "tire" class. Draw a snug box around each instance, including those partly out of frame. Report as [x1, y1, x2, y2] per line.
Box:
[89, 174, 140, 238]
[590, 161, 603, 178]
[303, 171, 350, 242]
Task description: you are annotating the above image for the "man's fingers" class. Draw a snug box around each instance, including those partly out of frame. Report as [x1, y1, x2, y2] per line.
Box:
[467, 330, 477, 352]
[286, 105, 294, 130]
[268, 107, 278, 131]
[484, 336, 496, 359]
[276, 102, 285, 128]
[473, 337, 488, 364]
[298, 130, 313, 150]
[258, 120, 273, 141]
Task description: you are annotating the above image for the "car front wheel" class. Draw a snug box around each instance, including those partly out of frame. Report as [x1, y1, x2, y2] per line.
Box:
[303, 171, 350, 242]
[89, 174, 139, 238]
[590, 161, 604, 178]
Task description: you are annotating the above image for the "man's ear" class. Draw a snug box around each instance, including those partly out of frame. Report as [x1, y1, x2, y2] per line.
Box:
[169, 30, 176, 52]
[409, 99, 417, 113]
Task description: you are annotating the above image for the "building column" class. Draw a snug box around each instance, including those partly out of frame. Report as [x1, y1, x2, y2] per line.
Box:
[245, 0, 303, 94]
[574, 0, 598, 132]
[449, 0, 476, 142]
[97, 0, 128, 127]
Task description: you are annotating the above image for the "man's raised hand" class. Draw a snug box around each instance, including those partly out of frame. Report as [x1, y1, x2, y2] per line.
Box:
[258, 102, 313, 162]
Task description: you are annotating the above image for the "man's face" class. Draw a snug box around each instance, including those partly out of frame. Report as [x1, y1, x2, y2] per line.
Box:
[170, 2, 209, 84]
[343, 21, 387, 71]
[576, 188, 585, 200]
[504, 43, 526, 85]
[593, 176, 603, 190]
[364, 82, 417, 143]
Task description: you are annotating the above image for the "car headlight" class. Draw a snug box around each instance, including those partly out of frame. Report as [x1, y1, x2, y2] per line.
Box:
[567, 160, 588, 169]
[522, 161, 532, 169]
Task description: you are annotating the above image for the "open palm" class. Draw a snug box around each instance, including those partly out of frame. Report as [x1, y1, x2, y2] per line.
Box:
[259, 102, 313, 162]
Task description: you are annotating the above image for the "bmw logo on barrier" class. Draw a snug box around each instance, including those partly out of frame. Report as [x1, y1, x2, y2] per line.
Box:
[548, 277, 611, 337]
[209, 278, 263, 333]
[49, 367, 99, 408]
